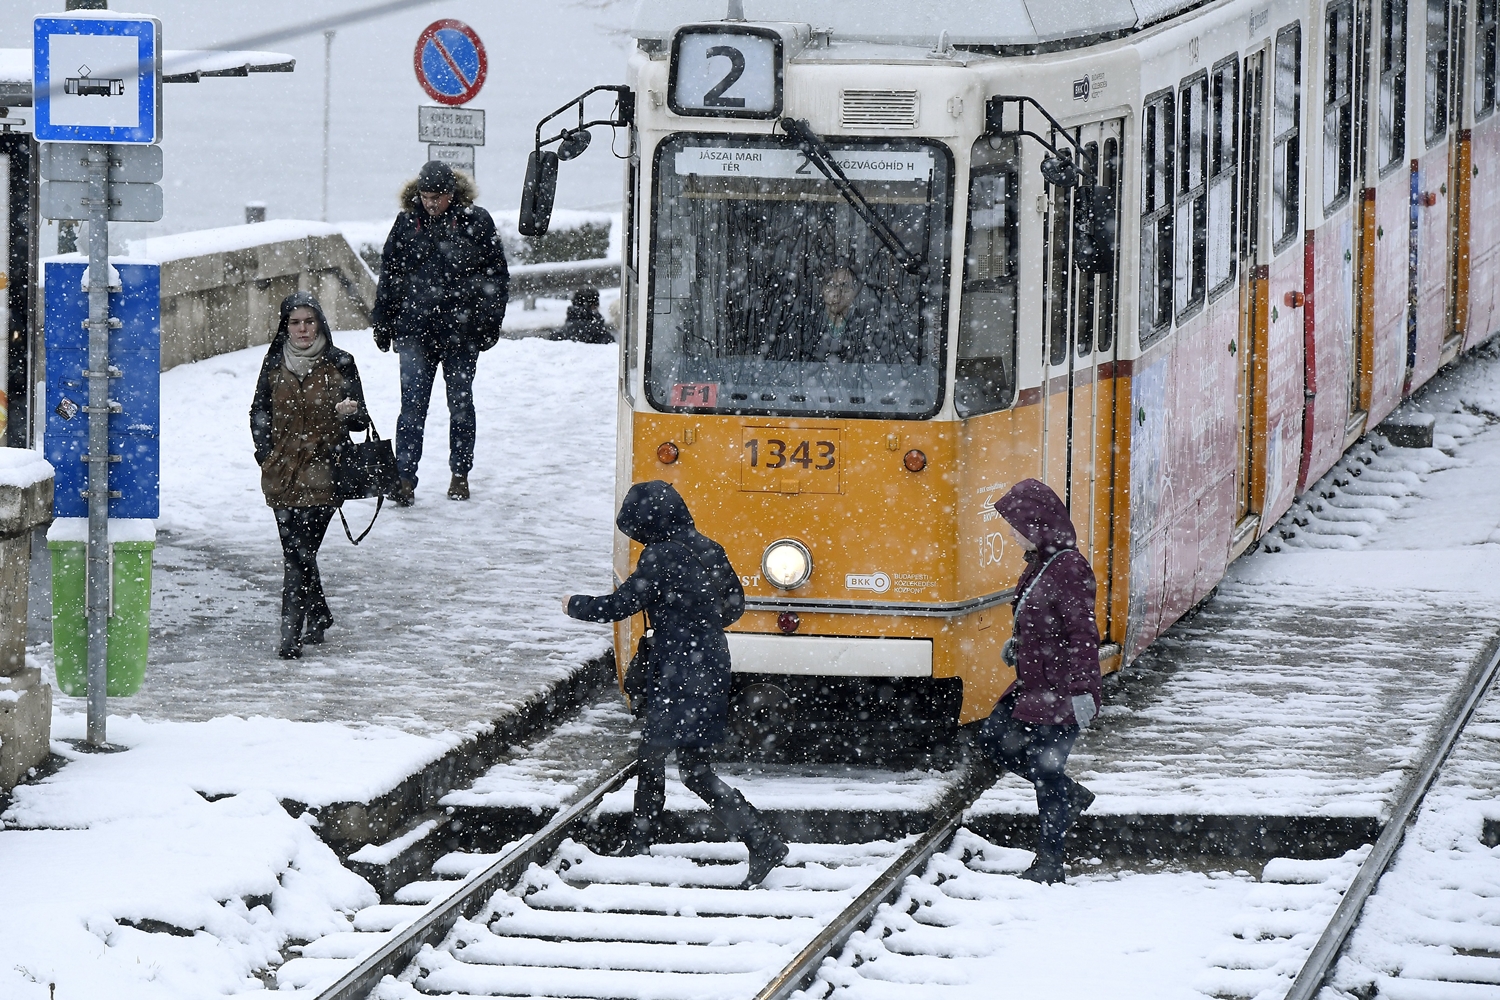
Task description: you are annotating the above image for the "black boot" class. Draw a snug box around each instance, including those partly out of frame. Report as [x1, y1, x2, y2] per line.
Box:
[741, 825, 789, 889]
[1020, 852, 1066, 884]
[614, 817, 656, 857]
[1066, 780, 1096, 827]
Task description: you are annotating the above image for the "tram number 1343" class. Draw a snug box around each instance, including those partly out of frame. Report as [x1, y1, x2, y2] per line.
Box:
[744, 438, 836, 470]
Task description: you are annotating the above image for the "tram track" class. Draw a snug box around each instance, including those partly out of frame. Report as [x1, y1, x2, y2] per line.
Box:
[1274, 635, 1500, 1000]
[309, 757, 988, 1000]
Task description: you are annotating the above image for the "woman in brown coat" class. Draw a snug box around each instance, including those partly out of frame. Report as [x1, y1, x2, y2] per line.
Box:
[250, 292, 369, 658]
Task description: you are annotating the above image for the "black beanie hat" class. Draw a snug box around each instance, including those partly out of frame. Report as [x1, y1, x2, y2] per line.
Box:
[417, 160, 457, 194]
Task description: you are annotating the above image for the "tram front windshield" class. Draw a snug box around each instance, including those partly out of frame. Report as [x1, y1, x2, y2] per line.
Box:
[647, 135, 952, 419]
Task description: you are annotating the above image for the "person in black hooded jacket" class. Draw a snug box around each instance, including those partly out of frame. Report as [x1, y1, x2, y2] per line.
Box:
[564, 481, 789, 887]
[250, 292, 369, 659]
[371, 161, 509, 505]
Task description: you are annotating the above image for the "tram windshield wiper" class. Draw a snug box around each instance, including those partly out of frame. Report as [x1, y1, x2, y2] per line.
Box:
[778, 117, 927, 277]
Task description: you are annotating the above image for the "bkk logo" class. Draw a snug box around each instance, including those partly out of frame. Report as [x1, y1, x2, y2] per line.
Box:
[845, 572, 891, 594]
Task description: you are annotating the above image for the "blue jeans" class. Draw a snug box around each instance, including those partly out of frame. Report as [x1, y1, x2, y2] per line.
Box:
[977, 694, 1080, 858]
[395, 335, 479, 488]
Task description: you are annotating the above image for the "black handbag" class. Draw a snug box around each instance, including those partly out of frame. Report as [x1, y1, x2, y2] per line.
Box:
[623, 622, 653, 715]
[332, 421, 400, 544]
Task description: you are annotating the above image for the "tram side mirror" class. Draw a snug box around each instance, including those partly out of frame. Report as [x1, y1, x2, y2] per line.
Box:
[519, 149, 559, 237]
[1073, 184, 1117, 274]
[557, 128, 592, 161]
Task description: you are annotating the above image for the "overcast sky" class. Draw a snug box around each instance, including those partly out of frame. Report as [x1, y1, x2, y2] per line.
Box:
[4, 1, 638, 237]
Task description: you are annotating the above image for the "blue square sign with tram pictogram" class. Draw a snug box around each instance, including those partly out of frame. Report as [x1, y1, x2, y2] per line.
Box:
[33, 14, 162, 144]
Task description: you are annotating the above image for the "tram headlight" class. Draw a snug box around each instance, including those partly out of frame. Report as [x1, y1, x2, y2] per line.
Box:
[762, 539, 812, 591]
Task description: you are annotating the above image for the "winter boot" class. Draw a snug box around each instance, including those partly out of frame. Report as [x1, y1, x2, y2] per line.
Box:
[1066, 779, 1096, 827]
[279, 612, 303, 659]
[447, 474, 470, 501]
[614, 817, 656, 857]
[741, 827, 789, 889]
[391, 478, 416, 507]
[1019, 852, 1067, 885]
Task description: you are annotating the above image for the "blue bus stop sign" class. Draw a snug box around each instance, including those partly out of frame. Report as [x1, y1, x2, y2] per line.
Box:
[45, 260, 161, 519]
[34, 14, 162, 144]
[413, 20, 487, 106]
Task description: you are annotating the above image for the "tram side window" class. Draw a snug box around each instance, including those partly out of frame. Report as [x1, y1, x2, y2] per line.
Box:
[1480, 0, 1499, 118]
[1176, 72, 1209, 319]
[1426, 0, 1450, 146]
[622, 152, 640, 402]
[1381, 0, 1409, 171]
[1273, 24, 1303, 254]
[1208, 56, 1239, 298]
[1141, 89, 1175, 343]
[1098, 137, 1121, 354]
[1325, 0, 1355, 211]
[956, 138, 1020, 418]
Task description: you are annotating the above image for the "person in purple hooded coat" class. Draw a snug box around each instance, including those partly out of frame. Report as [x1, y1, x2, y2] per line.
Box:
[978, 478, 1103, 884]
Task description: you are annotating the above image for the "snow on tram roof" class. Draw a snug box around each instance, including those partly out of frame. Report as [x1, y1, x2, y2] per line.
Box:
[632, 0, 1213, 49]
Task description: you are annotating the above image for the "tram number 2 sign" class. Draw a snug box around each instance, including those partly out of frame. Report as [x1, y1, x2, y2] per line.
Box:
[669, 25, 782, 119]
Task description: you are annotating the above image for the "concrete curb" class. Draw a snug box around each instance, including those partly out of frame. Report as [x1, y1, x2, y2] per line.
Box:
[294, 649, 616, 857]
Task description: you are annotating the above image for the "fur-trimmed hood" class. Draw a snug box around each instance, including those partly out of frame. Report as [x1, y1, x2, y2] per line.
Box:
[399, 170, 478, 213]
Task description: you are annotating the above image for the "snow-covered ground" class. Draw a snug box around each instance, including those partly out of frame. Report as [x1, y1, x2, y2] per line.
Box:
[32, 332, 620, 733]
[9, 331, 1500, 995]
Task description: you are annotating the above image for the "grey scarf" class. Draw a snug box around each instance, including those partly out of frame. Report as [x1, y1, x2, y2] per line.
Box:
[283, 332, 327, 379]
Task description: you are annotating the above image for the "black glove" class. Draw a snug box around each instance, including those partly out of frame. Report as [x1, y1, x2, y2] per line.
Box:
[373, 326, 393, 352]
[1001, 637, 1017, 667]
[475, 325, 502, 352]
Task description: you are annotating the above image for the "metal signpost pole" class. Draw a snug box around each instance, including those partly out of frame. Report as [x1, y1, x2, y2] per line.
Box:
[84, 142, 111, 747]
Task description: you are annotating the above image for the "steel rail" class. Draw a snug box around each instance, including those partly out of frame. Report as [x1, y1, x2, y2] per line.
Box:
[753, 766, 989, 1000]
[1283, 634, 1500, 1000]
[315, 759, 638, 1000]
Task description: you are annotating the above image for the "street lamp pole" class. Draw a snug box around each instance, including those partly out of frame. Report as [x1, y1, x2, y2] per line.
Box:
[322, 30, 335, 222]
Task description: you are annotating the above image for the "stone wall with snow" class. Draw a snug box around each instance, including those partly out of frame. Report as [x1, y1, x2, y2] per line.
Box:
[121, 221, 377, 370]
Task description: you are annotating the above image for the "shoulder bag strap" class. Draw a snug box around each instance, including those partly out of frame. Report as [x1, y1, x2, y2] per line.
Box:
[338, 494, 383, 545]
[1013, 550, 1068, 618]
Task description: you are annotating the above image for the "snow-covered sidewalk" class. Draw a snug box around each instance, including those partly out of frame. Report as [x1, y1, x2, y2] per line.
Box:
[31, 333, 620, 734]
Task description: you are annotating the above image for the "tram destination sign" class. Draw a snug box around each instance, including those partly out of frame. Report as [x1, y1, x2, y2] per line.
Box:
[674, 145, 933, 183]
[418, 105, 485, 146]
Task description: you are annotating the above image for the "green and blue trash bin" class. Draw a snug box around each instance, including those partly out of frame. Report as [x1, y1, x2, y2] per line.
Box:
[47, 518, 154, 697]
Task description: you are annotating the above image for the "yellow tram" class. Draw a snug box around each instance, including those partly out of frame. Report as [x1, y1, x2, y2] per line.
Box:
[521, 0, 1500, 744]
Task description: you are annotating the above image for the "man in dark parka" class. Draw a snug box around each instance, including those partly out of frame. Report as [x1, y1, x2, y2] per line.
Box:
[565, 481, 789, 887]
[977, 477, 1102, 884]
[372, 161, 509, 504]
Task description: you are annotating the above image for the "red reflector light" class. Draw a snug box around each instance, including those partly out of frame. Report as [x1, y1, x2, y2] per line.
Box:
[657, 442, 679, 464]
[903, 449, 927, 473]
[777, 611, 800, 634]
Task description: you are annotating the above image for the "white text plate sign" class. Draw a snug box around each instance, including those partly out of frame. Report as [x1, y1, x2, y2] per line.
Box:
[671, 30, 778, 115]
[675, 146, 935, 183]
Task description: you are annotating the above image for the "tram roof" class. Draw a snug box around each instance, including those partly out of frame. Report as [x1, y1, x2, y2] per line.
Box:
[632, 0, 1207, 49]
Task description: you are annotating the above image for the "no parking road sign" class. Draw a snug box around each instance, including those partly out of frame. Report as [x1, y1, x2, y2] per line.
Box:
[414, 20, 487, 106]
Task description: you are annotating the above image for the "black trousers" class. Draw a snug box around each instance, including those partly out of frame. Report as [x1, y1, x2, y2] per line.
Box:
[977, 696, 1081, 859]
[274, 506, 335, 650]
[633, 743, 774, 851]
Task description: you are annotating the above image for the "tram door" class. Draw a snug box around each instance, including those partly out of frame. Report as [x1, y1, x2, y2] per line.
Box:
[1040, 119, 1125, 607]
[1236, 48, 1269, 534]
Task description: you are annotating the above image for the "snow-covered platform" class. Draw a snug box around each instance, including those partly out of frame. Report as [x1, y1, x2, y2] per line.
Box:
[30, 334, 621, 734]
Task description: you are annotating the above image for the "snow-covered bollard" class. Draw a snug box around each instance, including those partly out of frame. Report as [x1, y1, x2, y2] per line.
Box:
[0, 447, 55, 792]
